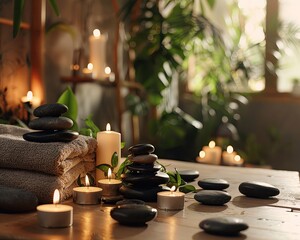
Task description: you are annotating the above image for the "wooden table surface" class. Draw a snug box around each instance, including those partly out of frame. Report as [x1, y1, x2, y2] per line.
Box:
[1, 159, 300, 240]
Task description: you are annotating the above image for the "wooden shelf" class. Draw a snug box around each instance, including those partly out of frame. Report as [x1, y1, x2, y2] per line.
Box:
[61, 76, 116, 89]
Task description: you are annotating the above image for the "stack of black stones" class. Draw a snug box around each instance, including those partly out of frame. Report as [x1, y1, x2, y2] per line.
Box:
[119, 144, 169, 202]
[23, 103, 79, 142]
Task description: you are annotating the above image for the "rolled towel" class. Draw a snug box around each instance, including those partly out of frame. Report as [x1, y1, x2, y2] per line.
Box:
[0, 161, 95, 203]
[0, 124, 97, 175]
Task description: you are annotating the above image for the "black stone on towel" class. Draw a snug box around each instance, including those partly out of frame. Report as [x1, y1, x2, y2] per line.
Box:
[194, 190, 231, 205]
[198, 178, 229, 190]
[239, 181, 280, 199]
[199, 217, 248, 236]
[33, 103, 68, 117]
[23, 130, 79, 142]
[0, 186, 38, 213]
[128, 144, 155, 156]
[29, 117, 73, 130]
[110, 204, 157, 226]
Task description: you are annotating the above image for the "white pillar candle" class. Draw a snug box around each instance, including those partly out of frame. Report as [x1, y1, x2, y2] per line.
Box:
[157, 186, 185, 211]
[222, 145, 237, 166]
[73, 175, 103, 205]
[89, 29, 107, 79]
[37, 189, 73, 228]
[98, 168, 122, 197]
[96, 123, 121, 181]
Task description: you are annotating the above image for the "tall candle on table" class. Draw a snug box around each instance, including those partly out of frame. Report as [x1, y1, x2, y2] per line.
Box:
[89, 29, 107, 79]
[37, 189, 73, 228]
[96, 123, 121, 181]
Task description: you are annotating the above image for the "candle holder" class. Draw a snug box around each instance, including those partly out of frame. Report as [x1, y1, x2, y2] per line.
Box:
[98, 168, 122, 203]
[37, 189, 73, 228]
[73, 175, 103, 205]
[157, 187, 185, 211]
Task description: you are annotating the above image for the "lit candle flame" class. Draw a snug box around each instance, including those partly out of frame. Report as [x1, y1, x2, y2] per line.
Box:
[106, 123, 111, 131]
[93, 29, 101, 38]
[199, 150, 206, 158]
[108, 168, 112, 182]
[227, 145, 234, 154]
[234, 155, 241, 162]
[170, 186, 176, 195]
[208, 141, 215, 148]
[85, 175, 90, 188]
[87, 63, 93, 71]
[27, 91, 33, 101]
[105, 67, 111, 74]
[53, 189, 60, 205]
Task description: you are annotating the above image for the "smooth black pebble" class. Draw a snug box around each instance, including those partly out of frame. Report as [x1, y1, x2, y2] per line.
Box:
[29, 117, 73, 130]
[198, 178, 229, 190]
[23, 130, 79, 142]
[0, 186, 38, 213]
[177, 170, 199, 182]
[126, 163, 162, 173]
[199, 217, 248, 236]
[33, 103, 68, 117]
[121, 171, 169, 186]
[128, 144, 155, 156]
[194, 190, 231, 205]
[116, 199, 145, 206]
[239, 181, 280, 199]
[110, 204, 157, 226]
[119, 185, 165, 202]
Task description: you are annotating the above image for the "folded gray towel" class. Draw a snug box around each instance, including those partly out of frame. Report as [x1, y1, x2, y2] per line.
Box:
[0, 161, 95, 203]
[0, 124, 97, 175]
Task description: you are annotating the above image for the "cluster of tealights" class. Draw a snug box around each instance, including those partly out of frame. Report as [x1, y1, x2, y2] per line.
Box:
[197, 141, 244, 166]
[36, 168, 122, 228]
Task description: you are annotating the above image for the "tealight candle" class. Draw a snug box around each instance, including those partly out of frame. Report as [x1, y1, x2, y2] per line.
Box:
[222, 145, 237, 166]
[82, 63, 94, 78]
[96, 123, 121, 181]
[98, 168, 122, 197]
[73, 175, 103, 205]
[157, 186, 185, 211]
[37, 189, 73, 228]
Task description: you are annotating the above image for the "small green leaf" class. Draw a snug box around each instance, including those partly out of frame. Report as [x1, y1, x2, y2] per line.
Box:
[121, 142, 126, 149]
[116, 158, 131, 179]
[57, 87, 78, 130]
[207, 0, 216, 9]
[13, 0, 25, 38]
[175, 168, 182, 187]
[79, 128, 93, 137]
[96, 163, 111, 175]
[84, 115, 100, 136]
[179, 185, 196, 193]
[76, 174, 84, 187]
[48, 0, 60, 16]
[111, 152, 118, 168]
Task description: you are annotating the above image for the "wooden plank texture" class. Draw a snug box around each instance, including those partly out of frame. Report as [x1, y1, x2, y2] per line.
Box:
[0, 159, 299, 240]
